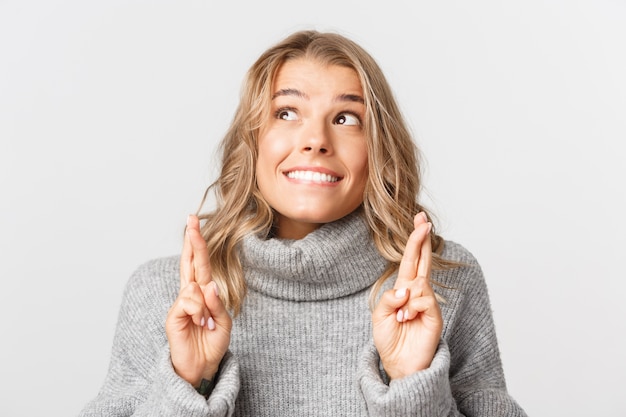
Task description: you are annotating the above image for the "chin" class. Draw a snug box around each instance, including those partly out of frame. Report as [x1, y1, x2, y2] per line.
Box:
[287, 206, 359, 224]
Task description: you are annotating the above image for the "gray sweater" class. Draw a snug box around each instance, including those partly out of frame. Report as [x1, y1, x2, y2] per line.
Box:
[80, 213, 527, 416]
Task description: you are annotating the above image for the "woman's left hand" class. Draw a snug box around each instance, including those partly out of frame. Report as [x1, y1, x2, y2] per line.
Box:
[372, 212, 443, 380]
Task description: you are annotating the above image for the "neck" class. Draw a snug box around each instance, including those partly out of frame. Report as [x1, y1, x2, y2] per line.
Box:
[242, 212, 389, 301]
[273, 217, 321, 239]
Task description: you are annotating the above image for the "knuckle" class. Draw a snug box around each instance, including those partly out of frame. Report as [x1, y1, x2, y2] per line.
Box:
[180, 283, 203, 300]
[179, 283, 193, 295]
[385, 288, 401, 301]
[174, 297, 189, 312]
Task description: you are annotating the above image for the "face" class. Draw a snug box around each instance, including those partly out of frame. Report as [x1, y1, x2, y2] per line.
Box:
[256, 58, 369, 239]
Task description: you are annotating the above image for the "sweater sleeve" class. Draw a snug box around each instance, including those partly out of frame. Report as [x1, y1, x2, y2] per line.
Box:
[357, 246, 527, 417]
[359, 340, 460, 416]
[78, 258, 241, 417]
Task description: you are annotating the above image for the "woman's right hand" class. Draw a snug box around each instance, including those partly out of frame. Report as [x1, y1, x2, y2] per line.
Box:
[165, 215, 232, 387]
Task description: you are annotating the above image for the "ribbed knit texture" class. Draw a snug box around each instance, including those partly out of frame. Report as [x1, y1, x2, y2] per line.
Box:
[79, 212, 527, 417]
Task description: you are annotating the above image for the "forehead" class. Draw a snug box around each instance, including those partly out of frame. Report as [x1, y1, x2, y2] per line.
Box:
[272, 58, 363, 96]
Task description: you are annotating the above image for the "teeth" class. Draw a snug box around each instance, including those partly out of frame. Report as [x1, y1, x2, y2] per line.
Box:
[286, 170, 339, 183]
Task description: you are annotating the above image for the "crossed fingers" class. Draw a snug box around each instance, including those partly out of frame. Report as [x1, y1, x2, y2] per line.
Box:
[180, 215, 212, 288]
[393, 212, 434, 322]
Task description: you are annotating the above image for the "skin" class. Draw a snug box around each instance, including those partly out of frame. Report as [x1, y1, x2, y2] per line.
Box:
[256, 58, 369, 239]
[372, 212, 443, 378]
[165, 58, 443, 388]
[165, 215, 232, 386]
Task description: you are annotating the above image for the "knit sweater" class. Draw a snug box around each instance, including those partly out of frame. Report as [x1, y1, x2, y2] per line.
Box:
[80, 212, 527, 416]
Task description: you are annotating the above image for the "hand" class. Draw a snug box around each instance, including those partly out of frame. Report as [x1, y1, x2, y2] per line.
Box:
[372, 212, 443, 380]
[165, 215, 232, 387]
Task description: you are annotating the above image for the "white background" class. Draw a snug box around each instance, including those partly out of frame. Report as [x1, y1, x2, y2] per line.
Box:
[1, 0, 625, 415]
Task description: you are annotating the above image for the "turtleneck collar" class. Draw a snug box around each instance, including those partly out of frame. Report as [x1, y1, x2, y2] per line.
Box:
[241, 212, 388, 301]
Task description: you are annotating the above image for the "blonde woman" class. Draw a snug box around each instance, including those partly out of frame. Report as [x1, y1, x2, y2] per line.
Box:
[80, 31, 527, 416]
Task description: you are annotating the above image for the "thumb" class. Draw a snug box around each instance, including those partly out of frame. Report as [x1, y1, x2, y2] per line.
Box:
[201, 282, 231, 326]
[373, 287, 410, 322]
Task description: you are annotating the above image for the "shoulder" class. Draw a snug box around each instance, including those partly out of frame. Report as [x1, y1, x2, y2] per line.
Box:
[434, 240, 483, 285]
[439, 240, 480, 268]
[433, 241, 498, 341]
[127, 255, 180, 285]
[121, 255, 181, 317]
[433, 240, 491, 308]
[106, 256, 181, 353]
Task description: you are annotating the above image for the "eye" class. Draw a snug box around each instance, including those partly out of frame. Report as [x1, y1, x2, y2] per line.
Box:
[275, 108, 299, 121]
[334, 112, 361, 126]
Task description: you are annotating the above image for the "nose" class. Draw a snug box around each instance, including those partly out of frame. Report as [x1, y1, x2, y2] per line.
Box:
[299, 120, 332, 155]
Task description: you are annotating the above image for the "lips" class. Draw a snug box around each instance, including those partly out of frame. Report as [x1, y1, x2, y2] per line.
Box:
[284, 169, 341, 183]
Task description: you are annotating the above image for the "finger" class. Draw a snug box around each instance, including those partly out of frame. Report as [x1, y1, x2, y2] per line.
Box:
[401, 292, 441, 322]
[416, 226, 433, 283]
[372, 287, 411, 323]
[201, 282, 232, 331]
[403, 229, 435, 322]
[395, 220, 431, 288]
[187, 215, 212, 286]
[180, 216, 195, 288]
[169, 283, 210, 327]
[400, 274, 439, 320]
[414, 211, 428, 228]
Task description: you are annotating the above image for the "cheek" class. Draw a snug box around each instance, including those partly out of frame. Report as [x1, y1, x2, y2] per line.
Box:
[348, 145, 369, 185]
[255, 152, 275, 205]
[256, 132, 288, 190]
[256, 136, 275, 174]
[257, 131, 289, 166]
[255, 152, 272, 190]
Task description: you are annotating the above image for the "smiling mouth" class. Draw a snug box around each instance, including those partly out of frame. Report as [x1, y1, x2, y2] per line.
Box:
[284, 170, 341, 183]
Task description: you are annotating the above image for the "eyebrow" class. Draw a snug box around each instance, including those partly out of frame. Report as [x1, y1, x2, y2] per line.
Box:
[336, 94, 365, 104]
[272, 88, 308, 100]
[271, 88, 365, 104]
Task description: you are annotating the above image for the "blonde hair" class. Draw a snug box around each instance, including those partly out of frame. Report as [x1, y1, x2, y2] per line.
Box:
[197, 30, 452, 315]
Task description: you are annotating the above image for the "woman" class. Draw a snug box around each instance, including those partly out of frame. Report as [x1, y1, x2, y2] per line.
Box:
[80, 30, 527, 416]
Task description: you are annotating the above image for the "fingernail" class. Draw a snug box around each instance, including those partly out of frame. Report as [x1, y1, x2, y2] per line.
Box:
[420, 212, 428, 222]
[207, 317, 216, 331]
[426, 222, 432, 233]
[396, 309, 404, 322]
[404, 309, 409, 321]
[187, 214, 193, 227]
[395, 288, 407, 298]
[200, 317, 205, 327]
[213, 282, 219, 297]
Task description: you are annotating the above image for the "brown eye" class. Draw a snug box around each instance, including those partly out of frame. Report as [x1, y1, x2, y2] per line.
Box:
[335, 113, 360, 126]
[276, 109, 298, 121]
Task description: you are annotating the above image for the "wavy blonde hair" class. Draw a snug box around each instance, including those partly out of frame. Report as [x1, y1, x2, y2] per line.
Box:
[197, 30, 452, 315]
